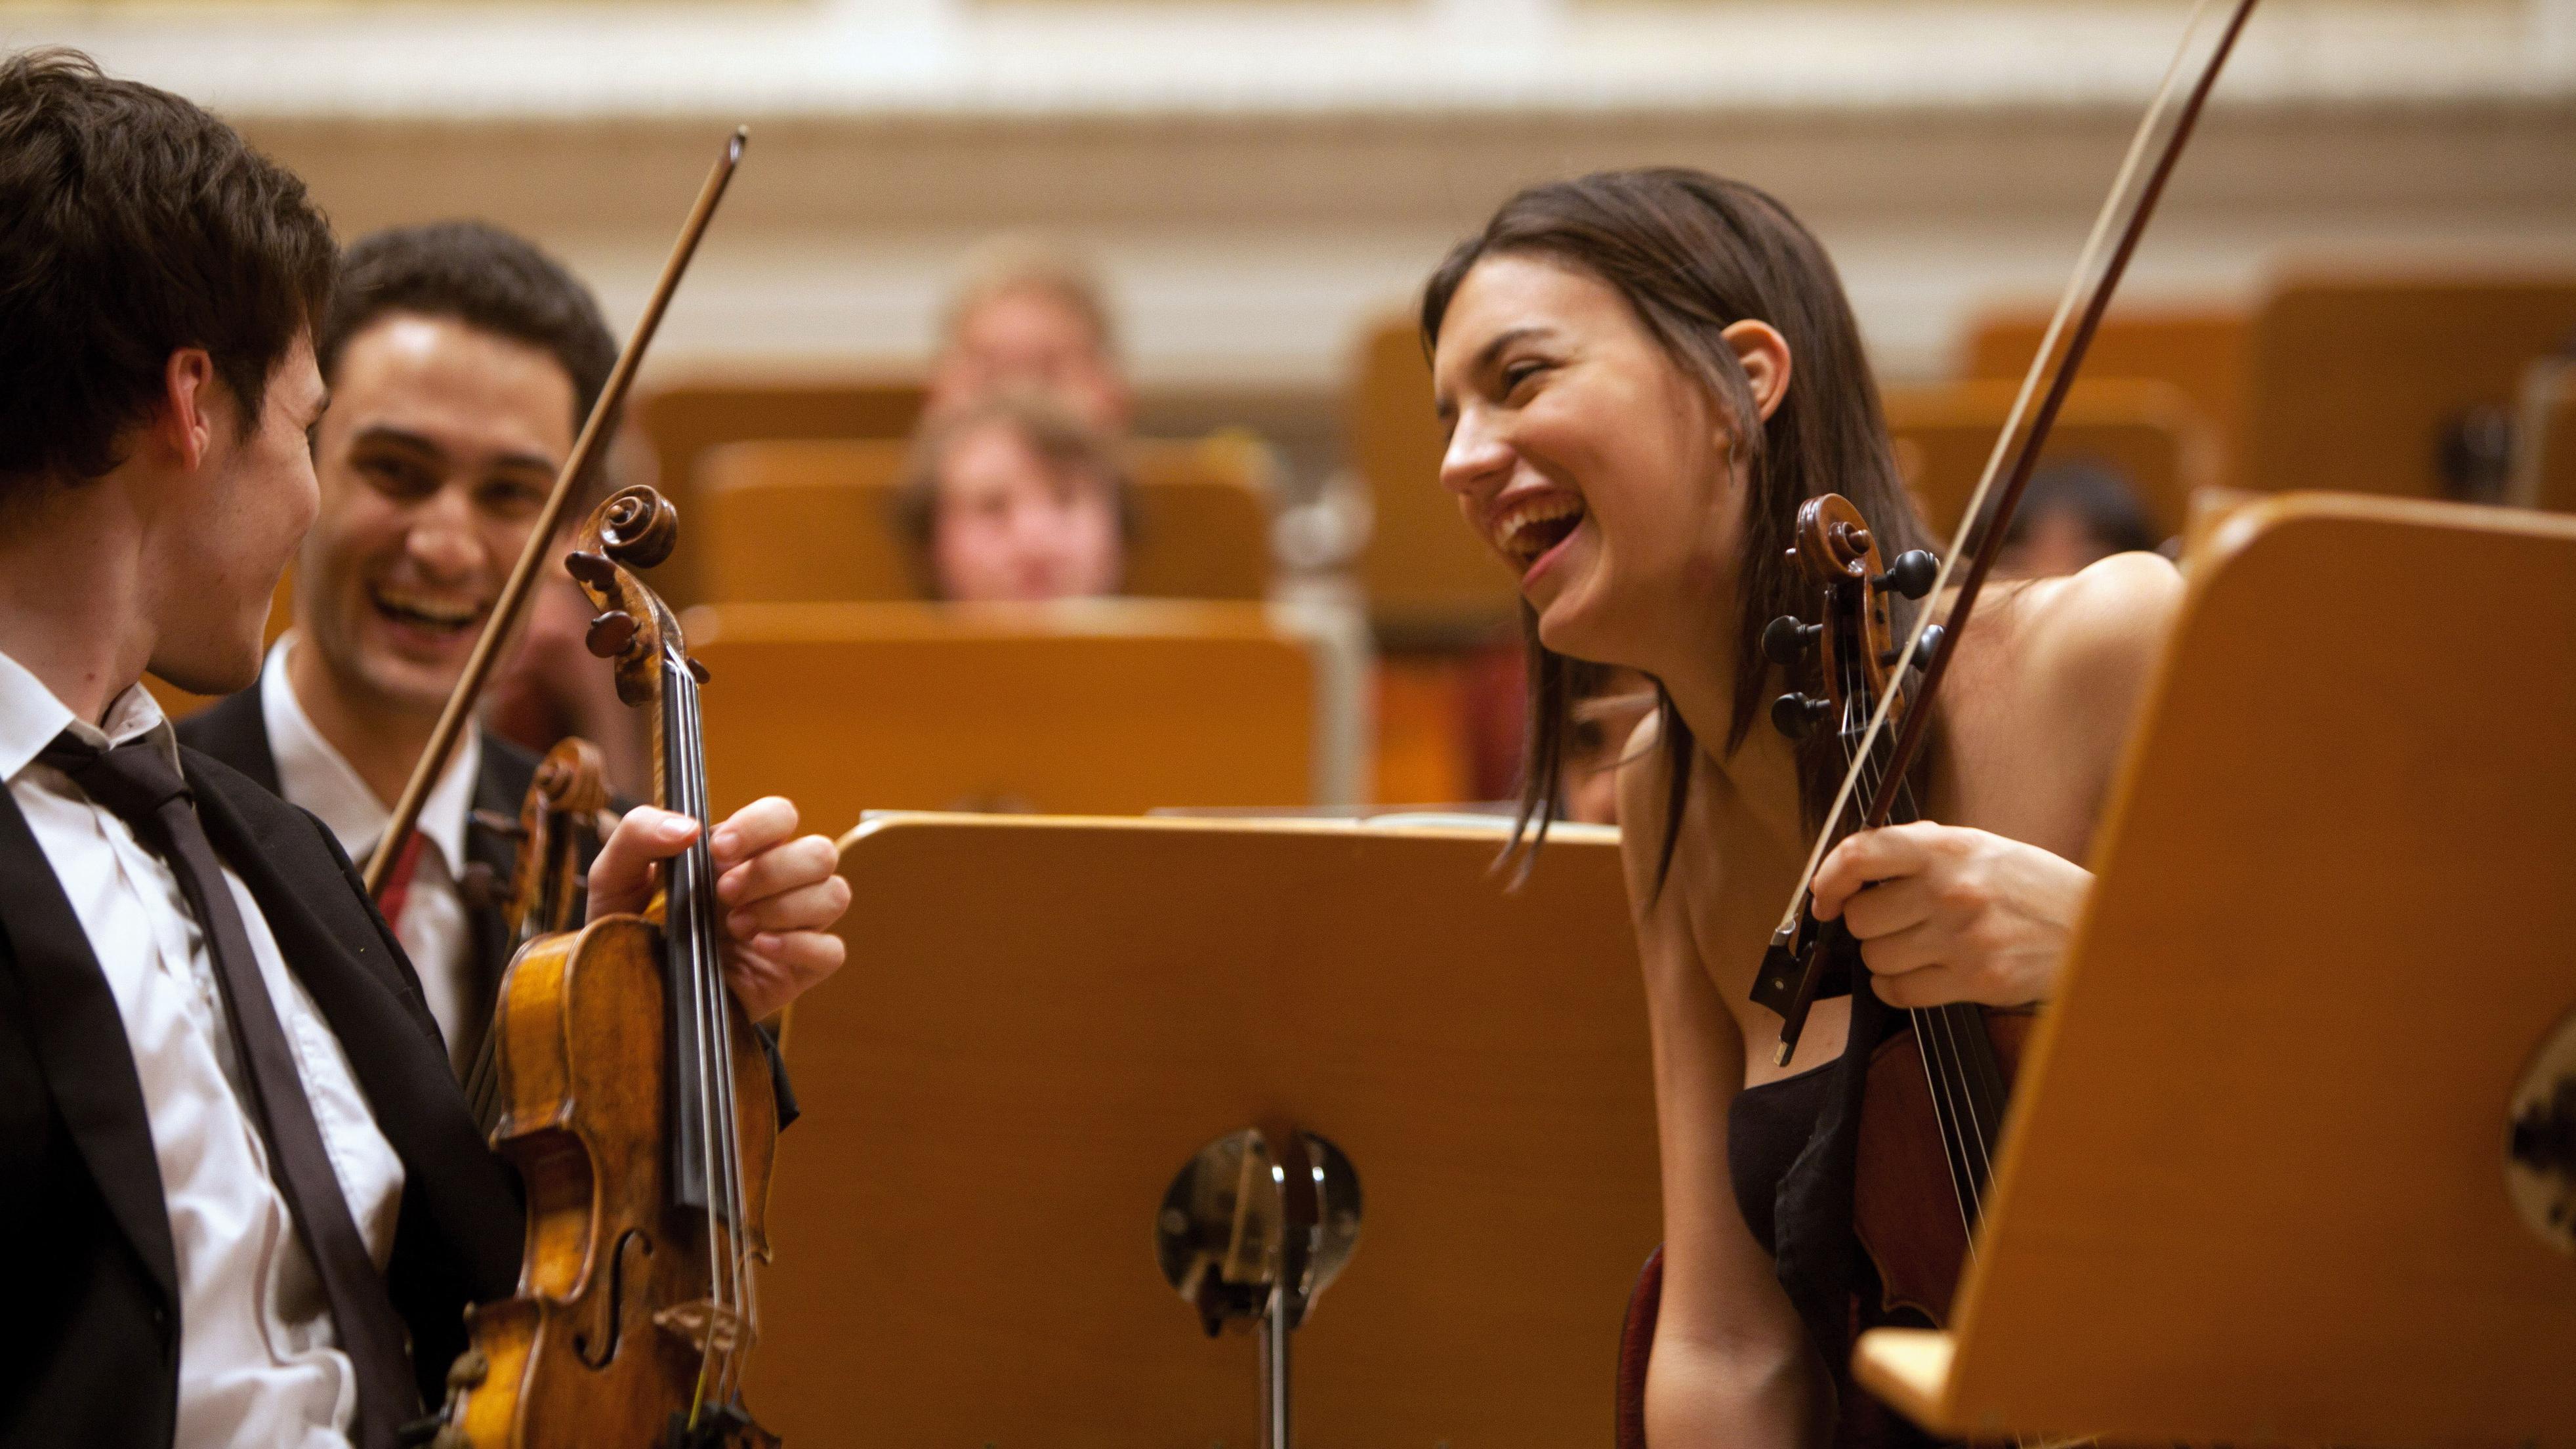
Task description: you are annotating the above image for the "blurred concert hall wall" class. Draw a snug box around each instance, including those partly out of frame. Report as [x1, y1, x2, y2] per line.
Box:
[16, 0, 2575, 497]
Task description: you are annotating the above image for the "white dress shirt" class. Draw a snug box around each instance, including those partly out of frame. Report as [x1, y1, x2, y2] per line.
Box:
[260, 636, 481, 1074]
[0, 647, 404, 1449]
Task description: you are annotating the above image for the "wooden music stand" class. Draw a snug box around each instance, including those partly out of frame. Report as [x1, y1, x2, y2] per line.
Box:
[1852, 492, 2576, 1444]
[745, 813, 1660, 1445]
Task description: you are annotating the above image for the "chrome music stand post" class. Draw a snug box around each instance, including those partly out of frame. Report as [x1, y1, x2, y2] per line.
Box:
[1157, 1126, 1361, 1449]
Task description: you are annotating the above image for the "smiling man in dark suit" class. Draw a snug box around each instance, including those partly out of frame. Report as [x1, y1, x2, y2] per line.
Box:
[0, 49, 850, 1449]
[178, 220, 638, 1078]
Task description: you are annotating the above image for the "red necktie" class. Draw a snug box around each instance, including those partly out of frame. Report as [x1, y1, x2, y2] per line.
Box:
[373, 831, 426, 934]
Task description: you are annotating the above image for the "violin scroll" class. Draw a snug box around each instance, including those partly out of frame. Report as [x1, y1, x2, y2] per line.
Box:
[566, 486, 684, 708]
[597, 484, 680, 568]
[1764, 495, 1938, 740]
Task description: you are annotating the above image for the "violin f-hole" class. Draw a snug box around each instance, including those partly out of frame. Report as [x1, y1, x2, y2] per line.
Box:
[573, 1230, 654, 1370]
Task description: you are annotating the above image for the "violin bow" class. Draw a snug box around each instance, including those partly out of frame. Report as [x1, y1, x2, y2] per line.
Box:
[1766, 0, 2260, 1061]
[364, 128, 747, 900]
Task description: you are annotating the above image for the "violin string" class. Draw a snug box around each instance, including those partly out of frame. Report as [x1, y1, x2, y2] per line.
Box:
[682, 666, 757, 1402]
[1845, 631, 1995, 1228]
[1770, 0, 2226, 944]
[669, 648, 732, 1412]
[1845, 718, 1980, 1246]
[678, 664, 751, 1401]
[691, 665, 757, 1403]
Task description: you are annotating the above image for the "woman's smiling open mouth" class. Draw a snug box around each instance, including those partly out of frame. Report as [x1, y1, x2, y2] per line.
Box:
[1492, 491, 1587, 579]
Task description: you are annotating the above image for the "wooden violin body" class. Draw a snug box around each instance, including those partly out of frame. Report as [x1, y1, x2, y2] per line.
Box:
[435, 487, 781, 1449]
[446, 914, 778, 1448]
[1854, 1011, 2030, 1324]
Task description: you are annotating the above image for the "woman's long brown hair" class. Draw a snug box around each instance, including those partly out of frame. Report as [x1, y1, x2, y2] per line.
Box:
[1419, 168, 1933, 890]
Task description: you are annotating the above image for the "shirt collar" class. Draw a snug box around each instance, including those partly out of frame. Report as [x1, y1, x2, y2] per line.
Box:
[260, 633, 479, 871]
[0, 646, 178, 783]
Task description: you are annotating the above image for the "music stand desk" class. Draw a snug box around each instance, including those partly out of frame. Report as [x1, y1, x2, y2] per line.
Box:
[750, 812, 1660, 1444]
[1853, 494, 2576, 1444]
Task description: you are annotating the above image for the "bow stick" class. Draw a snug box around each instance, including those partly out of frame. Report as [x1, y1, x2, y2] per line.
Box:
[364, 127, 748, 899]
[1766, 0, 2259, 1062]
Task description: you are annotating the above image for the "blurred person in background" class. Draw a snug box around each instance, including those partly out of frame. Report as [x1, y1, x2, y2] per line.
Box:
[179, 220, 642, 1074]
[1992, 459, 2163, 578]
[895, 389, 1133, 602]
[925, 236, 1133, 434]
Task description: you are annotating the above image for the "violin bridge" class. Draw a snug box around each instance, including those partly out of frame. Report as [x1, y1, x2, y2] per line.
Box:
[654, 1301, 757, 1358]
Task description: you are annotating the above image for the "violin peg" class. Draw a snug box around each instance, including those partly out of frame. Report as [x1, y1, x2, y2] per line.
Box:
[1761, 614, 1821, 667]
[584, 610, 638, 658]
[1871, 549, 1939, 600]
[1770, 692, 1831, 740]
[687, 657, 711, 685]
[1879, 624, 1945, 673]
[455, 862, 502, 912]
[564, 550, 618, 588]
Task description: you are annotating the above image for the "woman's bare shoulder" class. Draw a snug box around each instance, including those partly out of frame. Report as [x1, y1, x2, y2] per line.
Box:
[1994, 551, 2184, 775]
[2016, 551, 2182, 699]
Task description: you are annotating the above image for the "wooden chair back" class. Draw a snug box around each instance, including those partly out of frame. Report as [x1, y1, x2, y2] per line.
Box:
[2242, 275, 2576, 498]
[697, 434, 1274, 605]
[1963, 305, 2247, 484]
[685, 600, 1316, 831]
[2511, 356, 2576, 515]
[1884, 378, 2218, 542]
[1348, 315, 1520, 643]
[633, 374, 928, 606]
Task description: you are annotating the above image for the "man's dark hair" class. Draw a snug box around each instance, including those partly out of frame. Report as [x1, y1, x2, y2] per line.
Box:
[0, 47, 336, 492]
[320, 222, 619, 472]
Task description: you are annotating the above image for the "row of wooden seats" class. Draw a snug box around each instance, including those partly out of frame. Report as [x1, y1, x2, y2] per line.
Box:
[1963, 277, 2576, 501]
[687, 600, 1320, 827]
[2512, 357, 2576, 514]
[152, 591, 1342, 827]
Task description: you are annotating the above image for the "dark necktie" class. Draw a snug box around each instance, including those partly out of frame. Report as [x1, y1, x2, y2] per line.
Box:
[43, 732, 422, 1449]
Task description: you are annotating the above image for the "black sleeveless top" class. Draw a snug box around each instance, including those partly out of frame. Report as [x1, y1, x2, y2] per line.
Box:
[1728, 980, 1942, 1447]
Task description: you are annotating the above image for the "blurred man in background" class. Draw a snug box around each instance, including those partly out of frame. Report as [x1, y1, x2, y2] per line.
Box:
[896, 389, 1131, 602]
[926, 237, 1132, 434]
[1994, 459, 2165, 578]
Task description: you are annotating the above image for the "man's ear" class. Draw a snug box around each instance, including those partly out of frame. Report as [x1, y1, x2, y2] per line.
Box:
[155, 348, 221, 472]
[1720, 319, 1793, 423]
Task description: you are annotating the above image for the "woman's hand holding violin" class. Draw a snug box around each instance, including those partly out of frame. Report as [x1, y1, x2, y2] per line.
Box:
[1809, 820, 2088, 1009]
[585, 796, 852, 1022]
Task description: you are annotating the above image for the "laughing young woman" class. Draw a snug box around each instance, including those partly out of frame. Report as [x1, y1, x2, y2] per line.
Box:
[1423, 169, 2180, 1445]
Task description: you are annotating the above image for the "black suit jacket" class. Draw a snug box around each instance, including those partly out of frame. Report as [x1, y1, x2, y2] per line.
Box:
[0, 748, 524, 1448]
[178, 687, 800, 1122]
[178, 688, 542, 1070]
